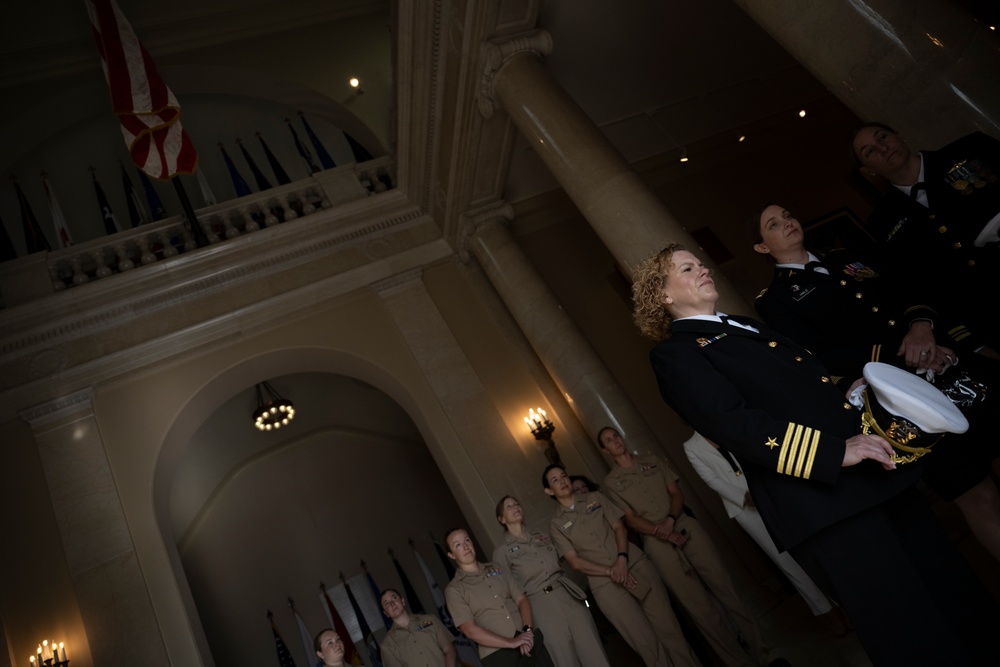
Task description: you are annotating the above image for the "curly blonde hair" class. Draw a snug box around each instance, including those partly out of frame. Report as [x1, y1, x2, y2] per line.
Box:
[632, 243, 685, 341]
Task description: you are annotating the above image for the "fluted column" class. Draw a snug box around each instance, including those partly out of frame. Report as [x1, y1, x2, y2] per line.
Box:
[465, 201, 662, 456]
[479, 30, 751, 315]
[734, 0, 1000, 148]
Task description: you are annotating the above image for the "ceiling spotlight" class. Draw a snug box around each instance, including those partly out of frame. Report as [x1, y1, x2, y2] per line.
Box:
[798, 109, 807, 118]
[738, 135, 746, 142]
[349, 77, 360, 88]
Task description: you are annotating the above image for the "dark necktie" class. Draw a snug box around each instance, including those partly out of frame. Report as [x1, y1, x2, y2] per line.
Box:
[804, 260, 829, 275]
[909, 182, 925, 200]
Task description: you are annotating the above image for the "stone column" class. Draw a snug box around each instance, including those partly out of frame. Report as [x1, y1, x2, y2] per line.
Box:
[479, 30, 751, 316]
[21, 389, 169, 667]
[734, 0, 1000, 149]
[464, 201, 662, 456]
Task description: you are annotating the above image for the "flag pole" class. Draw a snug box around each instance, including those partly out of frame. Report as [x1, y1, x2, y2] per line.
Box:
[171, 175, 209, 248]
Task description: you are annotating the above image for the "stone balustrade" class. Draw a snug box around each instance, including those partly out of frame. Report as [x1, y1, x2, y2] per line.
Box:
[0, 157, 395, 309]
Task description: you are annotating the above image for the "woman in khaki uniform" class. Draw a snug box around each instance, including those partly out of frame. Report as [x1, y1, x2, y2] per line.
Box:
[542, 464, 701, 667]
[380, 588, 457, 667]
[493, 495, 610, 667]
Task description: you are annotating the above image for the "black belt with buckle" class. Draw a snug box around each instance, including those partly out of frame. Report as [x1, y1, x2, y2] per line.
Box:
[542, 585, 554, 593]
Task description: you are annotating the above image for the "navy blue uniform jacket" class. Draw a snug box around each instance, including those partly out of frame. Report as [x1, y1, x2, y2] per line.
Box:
[650, 315, 921, 550]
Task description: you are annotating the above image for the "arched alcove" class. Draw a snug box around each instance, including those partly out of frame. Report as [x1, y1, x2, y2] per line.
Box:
[143, 343, 495, 667]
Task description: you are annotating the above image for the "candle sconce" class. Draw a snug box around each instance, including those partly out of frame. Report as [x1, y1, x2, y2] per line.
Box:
[524, 407, 562, 466]
[29, 639, 68, 667]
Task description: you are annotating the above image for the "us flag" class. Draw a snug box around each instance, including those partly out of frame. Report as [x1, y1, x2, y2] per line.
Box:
[85, 0, 197, 180]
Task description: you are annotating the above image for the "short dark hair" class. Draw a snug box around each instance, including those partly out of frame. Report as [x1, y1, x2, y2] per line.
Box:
[313, 628, 337, 653]
[595, 426, 618, 448]
[570, 475, 599, 492]
[443, 527, 466, 553]
[848, 121, 897, 166]
[541, 463, 566, 490]
[746, 202, 777, 246]
[380, 588, 402, 603]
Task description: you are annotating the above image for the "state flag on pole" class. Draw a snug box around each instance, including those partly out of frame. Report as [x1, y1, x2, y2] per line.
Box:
[196, 167, 217, 206]
[389, 548, 425, 614]
[13, 180, 50, 254]
[320, 583, 364, 666]
[92, 171, 124, 235]
[0, 212, 17, 262]
[413, 540, 482, 665]
[411, 539, 454, 629]
[258, 132, 291, 185]
[268, 610, 299, 667]
[344, 132, 373, 163]
[220, 144, 252, 197]
[238, 138, 272, 191]
[85, 0, 197, 180]
[341, 574, 383, 667]
[361, 561, 392, 630]
[287, 119, 319, 174]
[299, 112, 335, 170]
[288, 599, 320, 667]
[41, 175, 73, 249]
[120, 161, 149, 227]
[137, 168, 168, 220]
[431, 530, 456, 579]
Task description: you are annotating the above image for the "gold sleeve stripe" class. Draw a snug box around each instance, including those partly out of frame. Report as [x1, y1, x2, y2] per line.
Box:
[871, 344, 881, 362]
[803, 429, 820, 479]
[904, 304, 938, 317]
[777, 422, 821, 478]
[948, 325, 972, 342]
[777, 423, 795, 473]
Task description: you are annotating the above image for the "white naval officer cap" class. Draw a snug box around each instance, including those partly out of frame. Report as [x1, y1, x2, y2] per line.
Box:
[863, 362, 969, 434]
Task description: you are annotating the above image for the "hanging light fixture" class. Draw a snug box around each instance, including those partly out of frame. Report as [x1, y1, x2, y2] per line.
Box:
[253, 381, 296, 431]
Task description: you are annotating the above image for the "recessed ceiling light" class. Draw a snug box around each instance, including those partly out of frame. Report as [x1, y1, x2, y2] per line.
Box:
[679, 156, 689, 163]
[798, 109, 807, 118]
[738, 135, 746, 142]
[349, 77, 361, 88]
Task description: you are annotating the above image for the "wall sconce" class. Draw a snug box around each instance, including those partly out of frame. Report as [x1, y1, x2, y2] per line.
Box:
[524, 407, 562, 466]
[253, 381, 296, 431]
[30, 639, 68, 667]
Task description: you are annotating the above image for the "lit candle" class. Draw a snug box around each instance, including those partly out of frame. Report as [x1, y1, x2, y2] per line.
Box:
[30, 657, 36, 666]
[59, 642, 66, 662]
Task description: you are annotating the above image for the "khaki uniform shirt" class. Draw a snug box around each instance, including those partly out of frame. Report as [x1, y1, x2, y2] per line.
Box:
[548, 491, 643, 575]
[604, 455, 679, 523]
[381, 613, 454, 667]
[492, 530, 564, 596]
[445, 562, 525, 658]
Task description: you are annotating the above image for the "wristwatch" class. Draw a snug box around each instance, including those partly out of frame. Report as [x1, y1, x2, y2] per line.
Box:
[522, 625, 532, 633]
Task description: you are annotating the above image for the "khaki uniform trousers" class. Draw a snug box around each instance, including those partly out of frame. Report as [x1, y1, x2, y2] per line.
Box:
[590, 557, 700, 667]
[528, 585, 609, 667]
[643, 516, 764, 665]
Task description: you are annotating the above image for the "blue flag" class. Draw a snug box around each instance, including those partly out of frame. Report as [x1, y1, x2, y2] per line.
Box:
[268, 611, 299, 667]
[287, 119, 319, 174]
[13, 180, 51, 253]
[238, 139, 272, 191]
[342, 577, 383, 667]
[120, 161, 147, 227]
[344, 132, 373, 163]
[299, 113, 336, 170]
[361, 562, 392, 630]
[219, 144, 252, 197]
[93, 172, 123, 235]
[258, 133, 291, 185]
[0, 211, 17, 262]
[137, 168, 167, 221]
[389, 549, 425, 614]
